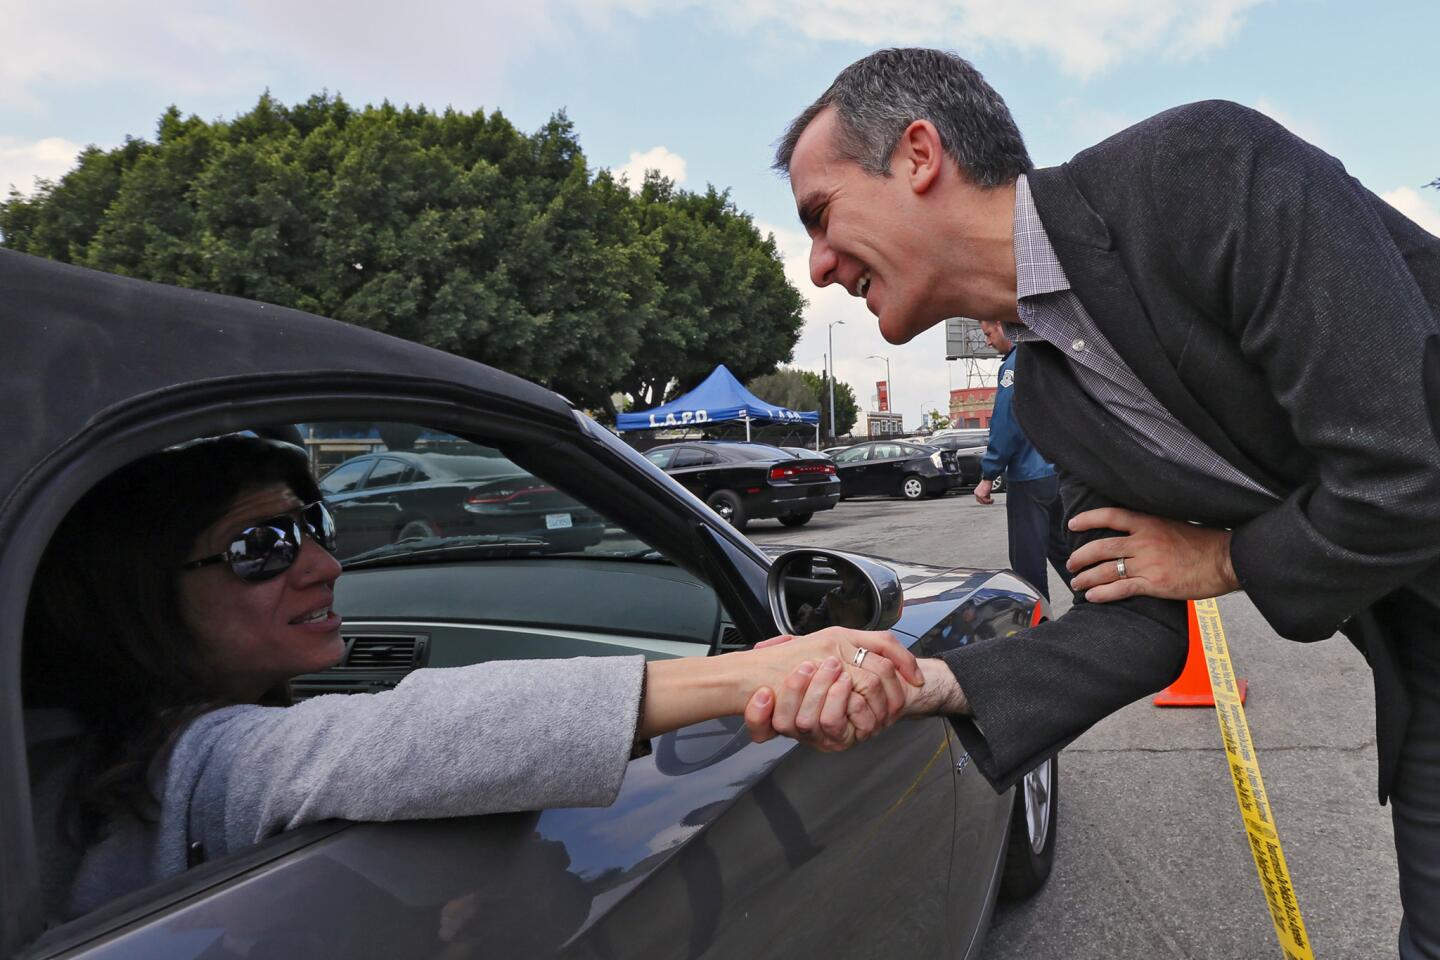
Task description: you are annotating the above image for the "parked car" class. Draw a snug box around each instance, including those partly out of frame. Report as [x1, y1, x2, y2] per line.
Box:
[317, 451, 606, 557]
[781, 445, 832, 461]
[821, 445, 852, 457]
[831, 440, 964, 499]
[643, 441, 840, 531]
[924, 434, 989, 487]
[5, 249, 1057, 960]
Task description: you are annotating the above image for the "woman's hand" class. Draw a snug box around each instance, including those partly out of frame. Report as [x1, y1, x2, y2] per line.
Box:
[741, 627, 923, 749]
[1066, 507, 1239, 603]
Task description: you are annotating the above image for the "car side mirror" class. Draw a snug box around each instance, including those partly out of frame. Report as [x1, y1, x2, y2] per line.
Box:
[766, 549, 903, 635]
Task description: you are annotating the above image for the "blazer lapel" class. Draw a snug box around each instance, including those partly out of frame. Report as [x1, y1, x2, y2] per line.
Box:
[1026, 166, 1284, 494]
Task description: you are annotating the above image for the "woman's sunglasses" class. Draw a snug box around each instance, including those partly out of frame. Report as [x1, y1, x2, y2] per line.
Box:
[182, 501, 338, 583]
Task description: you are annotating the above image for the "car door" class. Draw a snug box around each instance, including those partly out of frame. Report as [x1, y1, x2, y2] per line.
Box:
[831, 444, 872, 496]
[868, 443, 905, 495]
[11, 412, 961, 960]
[329, 456, 415, 553]
[665, 446, 713, 497]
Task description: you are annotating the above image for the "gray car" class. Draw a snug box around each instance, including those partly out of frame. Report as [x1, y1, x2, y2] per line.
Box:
[4, 249, 1058, 959]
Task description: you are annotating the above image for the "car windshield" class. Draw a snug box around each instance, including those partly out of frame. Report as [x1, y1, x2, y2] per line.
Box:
[718, 444, 788, 461]
[306, 421, 660, 567]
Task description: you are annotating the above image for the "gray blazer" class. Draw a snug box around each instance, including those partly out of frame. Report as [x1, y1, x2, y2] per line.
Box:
[941, 101, 1440, 800]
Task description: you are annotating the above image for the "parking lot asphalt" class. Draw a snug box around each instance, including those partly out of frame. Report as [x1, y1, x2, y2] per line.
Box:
[746, 493, 1400, 959]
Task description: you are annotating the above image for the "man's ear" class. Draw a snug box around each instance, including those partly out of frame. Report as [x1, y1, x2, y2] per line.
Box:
[896, 120, 944, 194]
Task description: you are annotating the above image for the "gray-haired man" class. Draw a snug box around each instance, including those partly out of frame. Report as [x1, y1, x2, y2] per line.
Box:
[752, 47, 1440, 957]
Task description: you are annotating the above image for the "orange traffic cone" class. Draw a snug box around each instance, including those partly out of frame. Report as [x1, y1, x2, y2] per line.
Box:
[1153, 600, 1248, 707]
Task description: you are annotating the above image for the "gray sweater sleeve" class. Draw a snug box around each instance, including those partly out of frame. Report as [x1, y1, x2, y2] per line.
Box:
[169, 655, 646, 861]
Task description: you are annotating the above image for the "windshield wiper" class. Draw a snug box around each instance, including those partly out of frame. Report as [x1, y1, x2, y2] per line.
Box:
[341, 535, 551, 569]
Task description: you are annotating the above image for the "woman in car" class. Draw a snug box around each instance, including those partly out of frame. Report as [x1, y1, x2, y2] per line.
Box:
[23, 434, 921, 923]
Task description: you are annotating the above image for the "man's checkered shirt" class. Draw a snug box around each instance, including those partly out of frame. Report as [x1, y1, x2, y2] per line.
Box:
[1003, 174, 1277, 500]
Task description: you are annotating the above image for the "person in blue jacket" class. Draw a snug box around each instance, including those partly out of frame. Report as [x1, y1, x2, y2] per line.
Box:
[974, 318, 1073, 602]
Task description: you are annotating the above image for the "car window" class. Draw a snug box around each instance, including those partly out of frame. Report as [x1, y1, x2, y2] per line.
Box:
[363, 457, 410, 488]
[833, 446, 870, 463]
[644, 448, 674, 469]
[318, 458, 371, 495]
[672, 448, 709, 468]
[871, 444, 901, 460]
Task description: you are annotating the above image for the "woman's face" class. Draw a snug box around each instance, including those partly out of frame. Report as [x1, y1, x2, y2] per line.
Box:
[179, 482, 345, 700]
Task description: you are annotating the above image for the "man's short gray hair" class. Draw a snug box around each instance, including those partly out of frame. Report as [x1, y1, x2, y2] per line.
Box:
[774, 48, 1031, 187]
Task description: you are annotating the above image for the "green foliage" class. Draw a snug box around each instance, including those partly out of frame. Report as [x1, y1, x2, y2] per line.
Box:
[747, 368, 820, 413]
[0, 94, 803, 419]
[796, 368, 858, 437]
[925, 409, 952, 430]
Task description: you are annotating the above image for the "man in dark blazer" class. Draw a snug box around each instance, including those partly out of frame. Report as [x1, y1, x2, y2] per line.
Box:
[758, 48, 1440, 956]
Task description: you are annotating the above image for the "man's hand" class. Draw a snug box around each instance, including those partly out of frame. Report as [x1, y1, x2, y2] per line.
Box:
[741, 628, 924, 749]
[1066, 507, 1239, 603]
[973, 478, 995, 505]
[747, 657, 968, 752]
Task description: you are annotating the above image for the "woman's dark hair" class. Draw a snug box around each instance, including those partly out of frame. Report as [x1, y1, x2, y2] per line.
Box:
[23, 434, 322, 840]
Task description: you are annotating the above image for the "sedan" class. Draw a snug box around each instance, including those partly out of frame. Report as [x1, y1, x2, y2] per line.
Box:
[644, 441, 840, 531]
[317, 451, 606, 556]
[4, 248, 1057, 960]
[832, 440, 964, 499]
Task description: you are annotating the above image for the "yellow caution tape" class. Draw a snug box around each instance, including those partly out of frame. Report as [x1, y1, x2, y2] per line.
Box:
[1193, 597, 1314, 960]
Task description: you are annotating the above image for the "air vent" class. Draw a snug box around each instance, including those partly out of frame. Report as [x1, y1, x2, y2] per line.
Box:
[717, 625, 747, 651]
[340, 634, 427, 671]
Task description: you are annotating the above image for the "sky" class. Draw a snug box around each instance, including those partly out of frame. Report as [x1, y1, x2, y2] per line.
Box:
[4, 0, 1438, 426]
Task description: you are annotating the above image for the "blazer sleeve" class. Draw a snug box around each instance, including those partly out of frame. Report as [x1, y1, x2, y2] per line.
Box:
[980, 352, 1022, 481]
[941, 473, 1189, 791]
[1150, 102, 1440, 640]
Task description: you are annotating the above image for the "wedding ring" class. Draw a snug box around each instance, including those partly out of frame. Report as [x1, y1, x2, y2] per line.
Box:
[852, 647, 869, 667]
[1116, 558, 1128, 578]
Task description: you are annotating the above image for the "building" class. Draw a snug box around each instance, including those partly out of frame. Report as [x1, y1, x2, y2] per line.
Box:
[858, 410, 904, 437]
[949, 386, 997, 429]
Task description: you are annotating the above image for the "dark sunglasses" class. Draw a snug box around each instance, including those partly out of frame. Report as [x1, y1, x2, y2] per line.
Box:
[182, 501, 338, 583]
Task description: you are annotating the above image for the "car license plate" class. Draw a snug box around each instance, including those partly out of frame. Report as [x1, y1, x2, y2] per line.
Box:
[545, 513, 573, 530]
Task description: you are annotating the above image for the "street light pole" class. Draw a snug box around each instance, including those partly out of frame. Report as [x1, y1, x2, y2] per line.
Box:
[828, 320, 844, 441]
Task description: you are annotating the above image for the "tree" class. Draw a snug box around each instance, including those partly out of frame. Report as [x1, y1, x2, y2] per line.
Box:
[797, 369, 858, 437]
[0, 95, 803, 419]
[924, 409, 952, 431]
[747, 368, 820, 412]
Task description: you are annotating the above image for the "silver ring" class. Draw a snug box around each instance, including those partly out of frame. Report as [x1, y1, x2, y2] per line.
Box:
[852, 647, 869, 667]
[1115, 558, 1128, 578]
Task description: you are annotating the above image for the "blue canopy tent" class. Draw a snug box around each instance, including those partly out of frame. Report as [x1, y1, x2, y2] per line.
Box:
[616, 364, 820, 445]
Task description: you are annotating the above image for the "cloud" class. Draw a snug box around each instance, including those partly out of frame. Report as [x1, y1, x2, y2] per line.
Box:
[0, 136, 83, 194]
[1250, 98, 1333, 153]
[716, 0, 1267, 78]
[613, 146, 688, 190]
[1381, 186, 1440, 238]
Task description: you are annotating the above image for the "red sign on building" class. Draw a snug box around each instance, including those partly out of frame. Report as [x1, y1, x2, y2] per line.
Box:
[876, 380, 890, 412]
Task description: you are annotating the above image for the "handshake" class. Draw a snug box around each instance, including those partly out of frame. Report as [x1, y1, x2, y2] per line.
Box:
[736, 627, 967, 751]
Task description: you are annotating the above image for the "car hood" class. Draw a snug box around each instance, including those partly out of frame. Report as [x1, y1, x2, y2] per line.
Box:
[755, 543, 1036, 640]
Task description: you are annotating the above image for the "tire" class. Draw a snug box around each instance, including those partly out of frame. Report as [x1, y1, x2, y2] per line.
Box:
[900, 475, 927, 500]
[705, 490, 748, 531]
[1000, 753, 1058, 900]
[778, 512, 813, 527]
[395, 517, 439, 541]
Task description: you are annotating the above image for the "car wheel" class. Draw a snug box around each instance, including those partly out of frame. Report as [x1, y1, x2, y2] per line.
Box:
[900, 475, 927, 500]
[778, 512, 813, 527]
[395, 517, 439, 541]
[1000, 753, 1059, 899]
[705, 490, 748, 532]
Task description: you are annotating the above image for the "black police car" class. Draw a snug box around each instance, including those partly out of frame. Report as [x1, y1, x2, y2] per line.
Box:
[643, 441, 841, 531]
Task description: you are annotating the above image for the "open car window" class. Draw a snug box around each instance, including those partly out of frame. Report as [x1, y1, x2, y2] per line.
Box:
[309, 421, 657, 565]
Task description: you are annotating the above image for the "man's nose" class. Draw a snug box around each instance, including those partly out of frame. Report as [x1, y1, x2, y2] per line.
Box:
[809, 237, 838, 289]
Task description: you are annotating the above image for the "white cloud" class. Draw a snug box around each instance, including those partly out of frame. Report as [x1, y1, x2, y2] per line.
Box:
[718, 0, 1267, 78]
[613, 146, 688, 190]
[0, 0, 1264, 112]
[0, 136, 83, 195]
[1381, 186, 1440, 238]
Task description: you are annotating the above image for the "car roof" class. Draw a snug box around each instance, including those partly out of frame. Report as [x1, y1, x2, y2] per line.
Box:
[1, 249, 575, 499]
